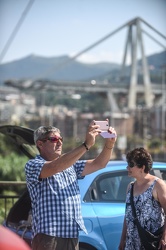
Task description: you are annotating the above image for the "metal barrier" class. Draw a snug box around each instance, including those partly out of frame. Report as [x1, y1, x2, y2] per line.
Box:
[0, 195, 19, 220]
[0, 181, 26, 222]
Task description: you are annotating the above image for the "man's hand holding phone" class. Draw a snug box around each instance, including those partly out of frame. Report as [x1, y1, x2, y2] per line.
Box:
[94, 120, 117, 138]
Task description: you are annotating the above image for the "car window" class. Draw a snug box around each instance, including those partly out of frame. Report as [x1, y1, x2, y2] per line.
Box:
[151, 169, 166, 183]
[84, 172, 135, 203]
[97, 173, 135, 202]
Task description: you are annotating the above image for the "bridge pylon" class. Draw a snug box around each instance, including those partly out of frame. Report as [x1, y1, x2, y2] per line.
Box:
[121, 18, 153, 109]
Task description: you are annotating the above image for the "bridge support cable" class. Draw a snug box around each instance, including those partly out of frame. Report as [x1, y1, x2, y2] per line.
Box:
[34, 17, 166, 81]
[36, 22, 128, 79]
[139, 17, 166, 40]
[142, 30, 166, 50]
[0, 0, 35, 63]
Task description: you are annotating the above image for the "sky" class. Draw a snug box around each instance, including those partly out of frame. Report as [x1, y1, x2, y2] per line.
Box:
[0, 0, 166, 65]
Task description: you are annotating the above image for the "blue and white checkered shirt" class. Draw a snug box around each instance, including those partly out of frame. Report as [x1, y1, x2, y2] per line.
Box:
[25, 155, 87, 238]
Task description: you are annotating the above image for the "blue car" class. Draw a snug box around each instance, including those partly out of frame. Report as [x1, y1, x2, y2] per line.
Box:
[78, 161, 166, 250]
[0, 125, 166, 250]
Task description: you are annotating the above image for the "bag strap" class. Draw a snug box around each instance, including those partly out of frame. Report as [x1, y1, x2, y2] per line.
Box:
[130, 183, 139, 224]
[130, 182, 163, 249]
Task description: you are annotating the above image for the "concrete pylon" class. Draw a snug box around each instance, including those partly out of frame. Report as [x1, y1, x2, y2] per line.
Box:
[122, 18, 153, 109]
[137, 20, 153, 108]
[107, 89, 120, 112]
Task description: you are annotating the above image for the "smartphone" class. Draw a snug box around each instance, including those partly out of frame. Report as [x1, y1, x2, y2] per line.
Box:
[94, 120, 116, 138]
[94, 120, 109, 131]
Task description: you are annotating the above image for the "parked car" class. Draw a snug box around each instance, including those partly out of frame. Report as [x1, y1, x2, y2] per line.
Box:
[0, 125, 166, 250]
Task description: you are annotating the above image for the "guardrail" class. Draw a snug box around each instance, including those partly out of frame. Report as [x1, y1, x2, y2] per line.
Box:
[0, 195, 19, 220]
[0, 181, 26, 221]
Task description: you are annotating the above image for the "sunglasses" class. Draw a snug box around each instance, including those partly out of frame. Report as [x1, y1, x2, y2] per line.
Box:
[43, 136, 63, 143]
[127, 162, 135, 168]
[127, 162, 142, 168]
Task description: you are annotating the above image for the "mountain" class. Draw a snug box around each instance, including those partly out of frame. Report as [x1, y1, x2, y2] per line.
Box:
[0, 55, 120, 84]
[0, 50, 165, 84]
[144, 51, 166, 69]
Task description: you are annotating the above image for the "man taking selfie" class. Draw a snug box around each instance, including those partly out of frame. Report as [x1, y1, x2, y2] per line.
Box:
[25, 120, 117, 250]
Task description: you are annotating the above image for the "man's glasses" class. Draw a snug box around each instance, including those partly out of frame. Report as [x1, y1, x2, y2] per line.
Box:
[43, 136, 63, 143]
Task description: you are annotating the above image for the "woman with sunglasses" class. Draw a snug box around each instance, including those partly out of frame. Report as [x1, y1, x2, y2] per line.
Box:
[118, 147, 166, 250]
[25, 121, 117, 250]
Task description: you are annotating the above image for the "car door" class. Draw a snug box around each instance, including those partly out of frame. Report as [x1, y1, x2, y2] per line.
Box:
[89, 171, 135, 250]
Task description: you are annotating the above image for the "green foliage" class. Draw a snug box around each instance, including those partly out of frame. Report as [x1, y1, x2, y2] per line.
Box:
[0, 195, 19, 224]
[0, 134, 22, 155]
[148, 138, 161, 149]
[0, 134, 28, 195]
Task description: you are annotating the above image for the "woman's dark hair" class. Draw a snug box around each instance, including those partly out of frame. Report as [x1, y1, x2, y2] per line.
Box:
[126, 147, 153, 173]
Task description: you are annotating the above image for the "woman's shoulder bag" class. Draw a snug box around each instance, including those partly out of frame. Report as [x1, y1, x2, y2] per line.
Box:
[130, 183, 163, 249]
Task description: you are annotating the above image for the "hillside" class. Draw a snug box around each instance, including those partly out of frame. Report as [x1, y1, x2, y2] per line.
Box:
[0, 55, 120, 83]
[0, 50, 165, 84]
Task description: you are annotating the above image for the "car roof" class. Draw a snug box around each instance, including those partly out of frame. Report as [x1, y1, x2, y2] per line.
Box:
[106, 160, 166, 169]
[78, 160, 166, 196]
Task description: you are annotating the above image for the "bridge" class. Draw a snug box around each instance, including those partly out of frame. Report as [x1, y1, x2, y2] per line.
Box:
[5, 78, 164, 113]
[4, 17, 166, 113]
